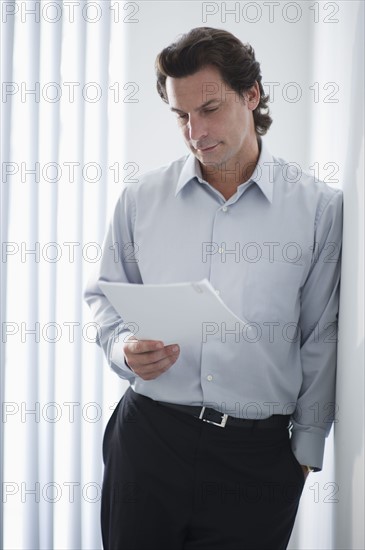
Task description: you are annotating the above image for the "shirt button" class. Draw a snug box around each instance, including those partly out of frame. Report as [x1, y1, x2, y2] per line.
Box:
[207, 375, 213, 382]
[222, 206, 228, 212]
[215, 289, 220, 296]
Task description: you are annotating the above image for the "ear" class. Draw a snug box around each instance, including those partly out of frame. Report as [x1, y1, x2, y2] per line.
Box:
[246, 81, 260, 110]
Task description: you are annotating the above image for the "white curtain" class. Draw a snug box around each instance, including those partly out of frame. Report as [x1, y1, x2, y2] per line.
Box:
[1, 1, 364, 549]
[1, 1, 129, 548]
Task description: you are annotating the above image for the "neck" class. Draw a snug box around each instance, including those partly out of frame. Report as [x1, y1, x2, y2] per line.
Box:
[200, 137, 261, 199]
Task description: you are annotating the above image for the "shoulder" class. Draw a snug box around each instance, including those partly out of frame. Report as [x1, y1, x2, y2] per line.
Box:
[123, 154, 190, 197]
[273, 153, 343, 224]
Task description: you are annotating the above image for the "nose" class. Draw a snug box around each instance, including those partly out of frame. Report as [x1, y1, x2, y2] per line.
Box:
[186, 114, 208, 145]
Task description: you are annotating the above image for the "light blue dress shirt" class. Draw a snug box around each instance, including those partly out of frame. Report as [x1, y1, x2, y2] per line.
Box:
[84, 139, 343, 470]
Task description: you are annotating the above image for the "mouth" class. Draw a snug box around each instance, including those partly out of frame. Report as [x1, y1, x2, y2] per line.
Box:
[196, 143, 220, 152]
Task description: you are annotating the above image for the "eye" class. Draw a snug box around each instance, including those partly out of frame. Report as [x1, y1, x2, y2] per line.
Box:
[203, 108, 218, 114]
[177, 113, 188, 120]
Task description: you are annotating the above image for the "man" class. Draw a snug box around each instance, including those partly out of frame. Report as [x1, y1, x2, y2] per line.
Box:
[84, 27, 343, 549]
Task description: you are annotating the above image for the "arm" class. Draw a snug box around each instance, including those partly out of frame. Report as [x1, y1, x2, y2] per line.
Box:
[83, 187, 142, 380]
[83, 187, 181, 380]
[291, 189, 343, 471]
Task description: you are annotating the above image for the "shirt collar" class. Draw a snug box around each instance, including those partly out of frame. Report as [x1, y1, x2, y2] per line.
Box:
[175, 139, 274, 203]
[249, 139, 274, 203]
[175, 152, 204, 197]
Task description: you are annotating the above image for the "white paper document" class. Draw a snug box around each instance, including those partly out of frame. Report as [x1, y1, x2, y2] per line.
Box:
[99, 279, 247, 346]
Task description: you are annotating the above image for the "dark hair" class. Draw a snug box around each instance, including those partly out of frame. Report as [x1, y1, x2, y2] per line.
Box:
[155, 27, 272, 136]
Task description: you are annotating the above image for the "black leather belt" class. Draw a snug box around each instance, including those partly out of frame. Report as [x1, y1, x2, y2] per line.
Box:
[157, 402, 291, 429]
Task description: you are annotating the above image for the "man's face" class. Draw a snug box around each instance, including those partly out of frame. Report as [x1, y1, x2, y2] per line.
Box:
[165, 65, 259, 170]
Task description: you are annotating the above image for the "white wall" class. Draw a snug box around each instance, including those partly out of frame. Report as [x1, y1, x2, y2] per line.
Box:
[109, 2, 364, 548]
[327, 2, 364, 548]
[285, 3, 364, 548]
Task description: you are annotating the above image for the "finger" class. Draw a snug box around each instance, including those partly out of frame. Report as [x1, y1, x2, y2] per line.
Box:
[132, 350, 180, 380]
[126, 339, 165, 355]
[129, 344, 180, 367]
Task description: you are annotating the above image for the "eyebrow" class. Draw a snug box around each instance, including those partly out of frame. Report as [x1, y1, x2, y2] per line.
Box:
[169, 99, 221, 114]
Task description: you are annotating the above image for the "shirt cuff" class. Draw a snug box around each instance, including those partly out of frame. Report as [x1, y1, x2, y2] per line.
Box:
[110, 330, 137, 379]
[290, 429, 326, 471]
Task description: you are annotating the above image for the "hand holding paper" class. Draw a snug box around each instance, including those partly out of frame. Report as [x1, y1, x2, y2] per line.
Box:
[122, 336, 181, 380]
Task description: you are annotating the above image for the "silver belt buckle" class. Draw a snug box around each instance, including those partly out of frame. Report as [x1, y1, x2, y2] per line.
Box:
[198, 406, 228, 428]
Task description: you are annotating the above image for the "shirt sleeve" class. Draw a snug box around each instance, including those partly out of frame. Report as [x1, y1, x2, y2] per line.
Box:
[83, 186, 142, 381]
[290, 188, 343, 470]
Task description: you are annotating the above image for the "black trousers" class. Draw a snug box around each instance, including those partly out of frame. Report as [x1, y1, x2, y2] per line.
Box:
[101, 387, 305, 550]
